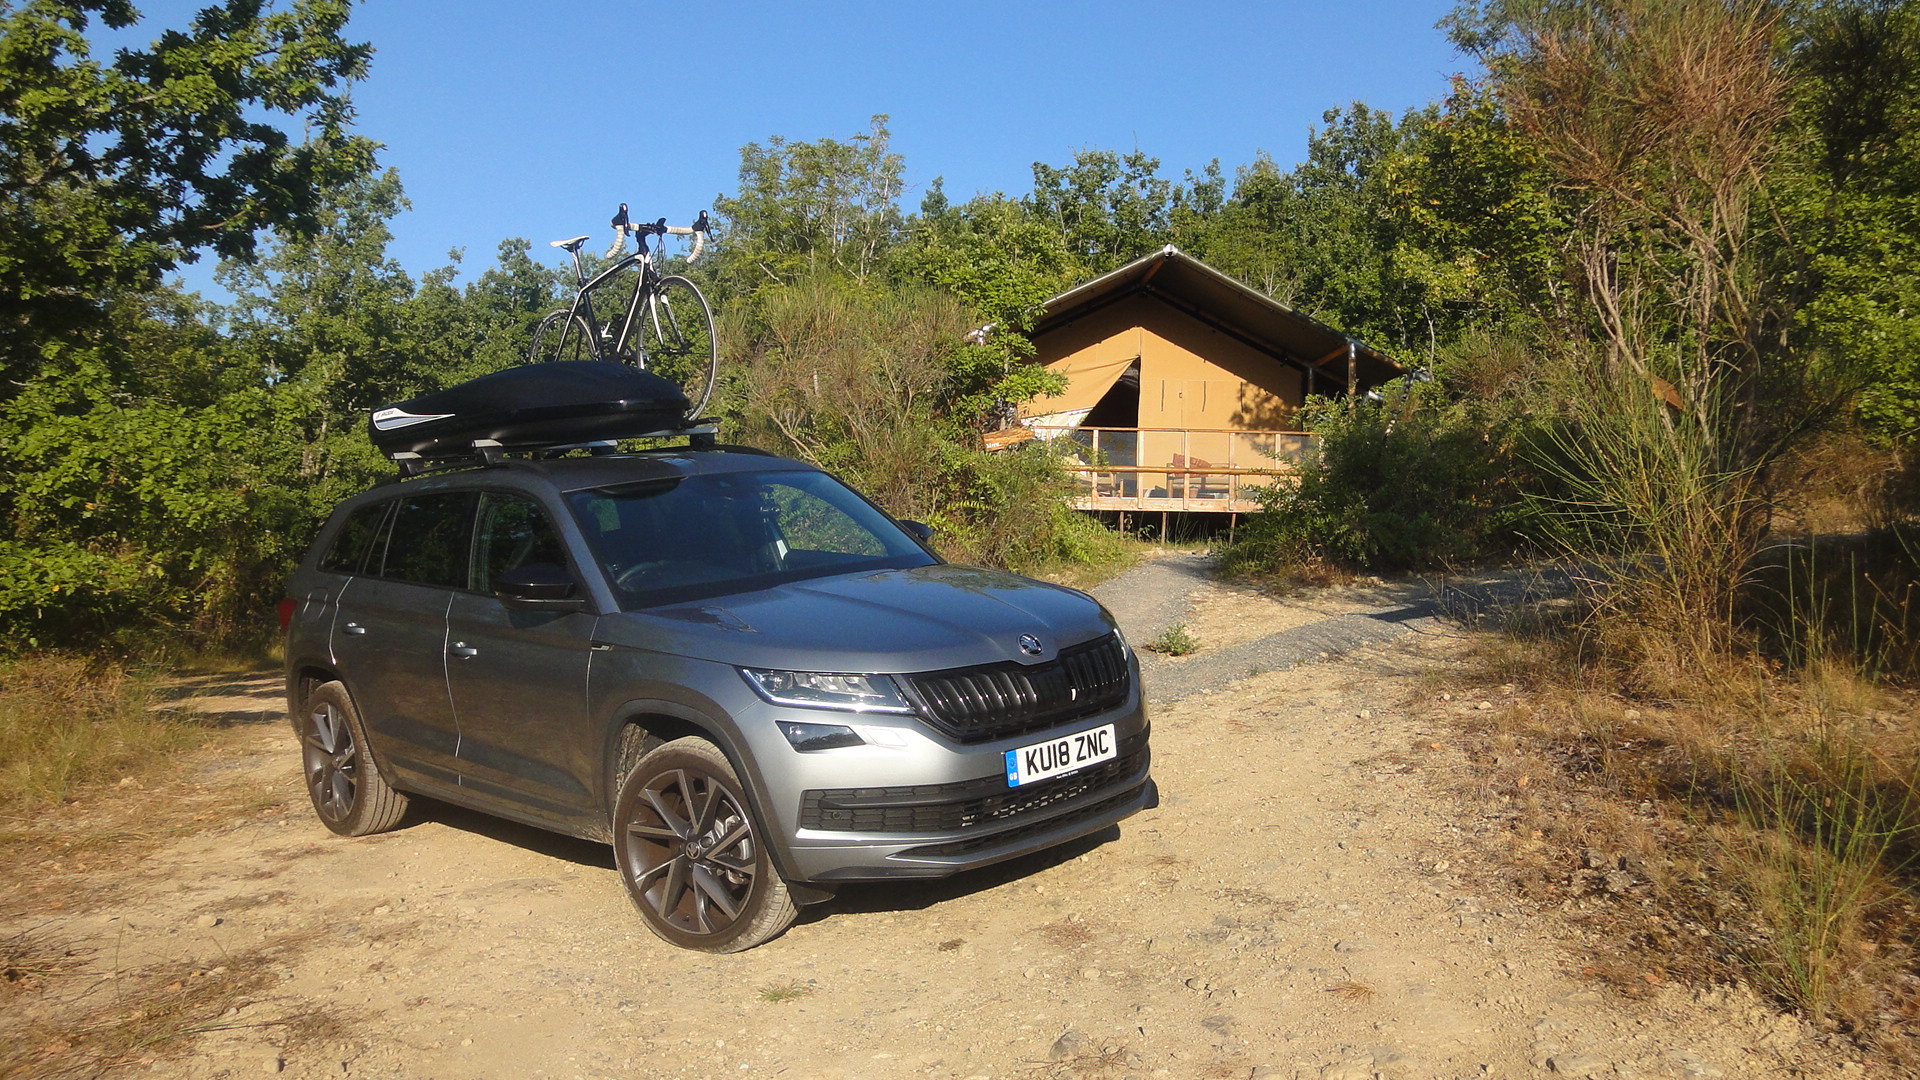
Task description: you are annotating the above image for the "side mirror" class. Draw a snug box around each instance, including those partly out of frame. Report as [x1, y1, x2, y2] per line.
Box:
[900, 520, 933, 543]
[494, 562, 582, 608]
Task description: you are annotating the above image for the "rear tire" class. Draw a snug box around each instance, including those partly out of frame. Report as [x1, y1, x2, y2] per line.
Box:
[299, 681, 408, 837]
[529, 310, 595, 363]
[612, 736, 796, 952]
[638, 276, 719, 420]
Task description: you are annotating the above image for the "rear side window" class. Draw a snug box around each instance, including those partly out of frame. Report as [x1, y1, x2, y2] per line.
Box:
[379, 492, 476, 588]
[319, 501, 392, 575]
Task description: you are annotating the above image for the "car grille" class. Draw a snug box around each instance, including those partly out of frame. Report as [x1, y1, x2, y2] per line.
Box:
[798, 735, 1148, 834]
[898, 633, 1131, 744]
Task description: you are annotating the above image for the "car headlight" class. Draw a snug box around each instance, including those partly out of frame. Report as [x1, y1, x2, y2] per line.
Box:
[740, 669, 916, 715]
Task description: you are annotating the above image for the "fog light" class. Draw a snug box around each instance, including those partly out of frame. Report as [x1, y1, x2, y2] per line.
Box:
[779, 722, 864, 752]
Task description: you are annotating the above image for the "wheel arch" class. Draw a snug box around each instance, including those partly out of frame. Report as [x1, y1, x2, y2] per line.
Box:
[286, 663, 343, 733]
[286, 664, 410, 788]
[599, 703, 803, 881]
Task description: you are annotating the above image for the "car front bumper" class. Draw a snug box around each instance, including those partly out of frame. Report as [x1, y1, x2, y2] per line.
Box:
[731, 686, 1154, 883]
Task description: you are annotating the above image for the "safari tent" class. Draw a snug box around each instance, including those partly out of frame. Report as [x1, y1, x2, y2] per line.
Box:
[1013, 246, 1400, 514]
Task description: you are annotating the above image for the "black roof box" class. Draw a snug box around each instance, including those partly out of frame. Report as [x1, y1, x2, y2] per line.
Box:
[368, 361, 692, 460]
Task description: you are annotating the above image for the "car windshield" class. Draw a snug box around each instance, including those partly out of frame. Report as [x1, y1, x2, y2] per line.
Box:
[566, 469, 937, 609]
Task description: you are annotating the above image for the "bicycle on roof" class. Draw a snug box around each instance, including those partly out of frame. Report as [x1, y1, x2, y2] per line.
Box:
[530, 204, 720, 419]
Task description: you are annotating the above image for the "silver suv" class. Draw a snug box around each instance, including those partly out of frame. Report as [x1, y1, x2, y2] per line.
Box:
[281, 445, 1154, 951]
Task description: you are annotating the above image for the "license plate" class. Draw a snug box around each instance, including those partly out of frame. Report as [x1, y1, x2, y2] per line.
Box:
[1005, 724, 1117, 787]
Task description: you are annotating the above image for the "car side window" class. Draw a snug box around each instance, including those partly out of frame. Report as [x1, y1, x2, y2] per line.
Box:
[319, 500, 393, 575]
[379, 491, 476, 588]
[472, 493, 570, 593]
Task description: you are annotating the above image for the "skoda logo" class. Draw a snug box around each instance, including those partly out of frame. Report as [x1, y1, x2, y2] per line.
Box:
[1017, 634, 1044, 657]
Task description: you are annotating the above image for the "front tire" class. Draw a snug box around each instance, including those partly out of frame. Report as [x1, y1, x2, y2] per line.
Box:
[612, 736, 796, 952]
[638, 276, 719, 420]
[299, 681, 408, 837]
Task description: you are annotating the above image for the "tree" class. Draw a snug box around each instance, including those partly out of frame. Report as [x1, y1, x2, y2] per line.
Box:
[712, 115, 905, 288]
[1024, 149, 1173, 272]
[0, 0, 375, 386]
[897, 188, 1074, 426]
[1786, 0, 1920, 436]
[1389, 76, 1566, 386]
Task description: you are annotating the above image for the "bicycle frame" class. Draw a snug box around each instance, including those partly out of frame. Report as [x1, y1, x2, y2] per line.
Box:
[554, 245, 662, 363]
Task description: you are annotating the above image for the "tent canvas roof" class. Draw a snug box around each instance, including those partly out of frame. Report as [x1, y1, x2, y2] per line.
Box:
[1031, 246, 1402, 389]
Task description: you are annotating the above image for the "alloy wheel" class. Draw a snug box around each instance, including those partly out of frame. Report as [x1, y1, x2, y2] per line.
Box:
[622, 766, 760, 937]
[302, 701, 358, 824]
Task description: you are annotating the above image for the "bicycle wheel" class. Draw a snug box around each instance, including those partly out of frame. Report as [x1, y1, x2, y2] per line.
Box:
[638, 276, 719, 419]
[529, 311, 595, 363]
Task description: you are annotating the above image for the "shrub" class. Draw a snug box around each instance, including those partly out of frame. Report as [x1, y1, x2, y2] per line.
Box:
[1220, 380, 1517, 578]
[1142, 624, 1199, 656]
[928, 441, 1128, 574]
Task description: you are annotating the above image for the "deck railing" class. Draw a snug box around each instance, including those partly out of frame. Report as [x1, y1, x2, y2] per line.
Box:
[1027, 426, 1315, 513]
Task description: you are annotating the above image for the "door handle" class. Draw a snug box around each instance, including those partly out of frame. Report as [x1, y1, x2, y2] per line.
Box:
[342, 622, 367, 636]
[449, 642, 478, 659]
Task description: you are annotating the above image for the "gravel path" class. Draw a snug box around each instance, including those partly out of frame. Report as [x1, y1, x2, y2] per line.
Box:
[1085, 552, 1216, 647]
[1094, 555, 1575, 704]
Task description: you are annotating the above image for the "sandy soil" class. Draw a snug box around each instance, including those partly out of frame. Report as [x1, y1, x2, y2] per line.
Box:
[0, 574, 1856, 1080]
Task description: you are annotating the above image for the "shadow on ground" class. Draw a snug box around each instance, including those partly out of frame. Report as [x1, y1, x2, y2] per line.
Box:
[152, 669, 284, 727]
[394, 796, 617, 870]
[372, 795, 1122, 932]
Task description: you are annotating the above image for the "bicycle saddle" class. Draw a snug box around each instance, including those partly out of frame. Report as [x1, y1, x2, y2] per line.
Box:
[549, 235, 591, 251]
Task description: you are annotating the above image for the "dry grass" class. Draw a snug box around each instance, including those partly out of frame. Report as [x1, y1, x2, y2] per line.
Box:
[1036, 917, 1097, 949]
[1021, 1042, 1133, 1079]
[0, 655, 225, 811]
[1443, 609, 1920, 1065]
[756, 981, 814, 1003]
[1325, 978, 1377, 1002]
[0, 656, 293, 916]
[0, 927, 90, 1001]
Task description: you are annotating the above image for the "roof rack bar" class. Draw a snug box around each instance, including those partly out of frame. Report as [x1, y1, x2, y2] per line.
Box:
[381, 424, 759, 478]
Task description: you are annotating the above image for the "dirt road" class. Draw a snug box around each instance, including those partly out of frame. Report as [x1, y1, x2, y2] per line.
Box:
[4, 559, 1844, 1079]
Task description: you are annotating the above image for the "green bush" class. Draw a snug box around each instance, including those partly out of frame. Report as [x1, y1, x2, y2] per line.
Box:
[1220, 380, 1517, 577]
[928, 441, 1128, 574]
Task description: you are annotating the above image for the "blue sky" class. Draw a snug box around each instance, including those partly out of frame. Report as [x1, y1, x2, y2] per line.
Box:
[117, 1, 1471, 288]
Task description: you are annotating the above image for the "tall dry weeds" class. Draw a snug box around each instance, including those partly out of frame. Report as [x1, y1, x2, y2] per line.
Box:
[0, 655, 206, 810]
[728, 276, 962, 521]
[724, 274, 1129, 575]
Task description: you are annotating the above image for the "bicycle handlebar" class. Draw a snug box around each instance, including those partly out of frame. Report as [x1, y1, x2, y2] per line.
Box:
[604, 208, 712, 262]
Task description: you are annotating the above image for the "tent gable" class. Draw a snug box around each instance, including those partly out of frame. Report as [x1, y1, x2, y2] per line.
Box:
[1022, 291, 1298, 430]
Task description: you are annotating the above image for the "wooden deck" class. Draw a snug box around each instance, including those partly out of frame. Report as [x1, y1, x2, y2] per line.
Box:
[1032, 426, 1315, 514]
